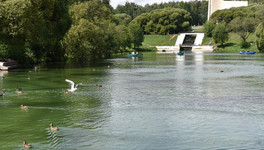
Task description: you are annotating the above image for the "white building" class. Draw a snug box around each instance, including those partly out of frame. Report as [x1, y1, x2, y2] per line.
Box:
[208, 0, 248, 20]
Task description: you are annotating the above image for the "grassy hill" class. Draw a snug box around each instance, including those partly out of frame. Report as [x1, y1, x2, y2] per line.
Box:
[140, 26, 259, 53]
[196, 26, 258, 53]
[202, 32, 258, 53]
[140, 34, 178, 51]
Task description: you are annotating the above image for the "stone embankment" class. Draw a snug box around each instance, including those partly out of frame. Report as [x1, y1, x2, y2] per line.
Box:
[0, 59, 20, 71]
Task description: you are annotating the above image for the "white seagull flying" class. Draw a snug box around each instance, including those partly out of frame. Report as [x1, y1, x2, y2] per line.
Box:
[65, 79, 82, 92]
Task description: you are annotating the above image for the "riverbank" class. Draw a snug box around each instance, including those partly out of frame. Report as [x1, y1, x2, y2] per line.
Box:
[138, 28, 260, 53]
[124, 34, 178, 53]
[202, 32, 259, 53]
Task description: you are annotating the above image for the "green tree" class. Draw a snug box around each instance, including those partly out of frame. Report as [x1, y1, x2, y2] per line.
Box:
[131, 13, 149, 33]
[115, 2, 143, 19]
[229, 17, 258, 48]
[63, 19, 105, 63]
[23, 0, 51, 63]
[256, 6, 264, 22]
[45, 0, 71, 62]
[0, 41, 8, 59]
[210, 5, 262, 24]
[113, 13, 132, 25]
[0, 0, 29, 62]
[102, 22, 120, 57]
[128, 24, 144, 48]
[63, 0, 133, 63]
[189, 1, 207, 26]
[115, 25, 132, 50]
[255, 22, 264, 52]
[70, 0, 111, 22]
[203, 21, 215, 37]
[248, 0, 264, 4]
[132, 8, 191, 34]
[212, 23, 229, 46]
[0, 0, 71, 64]
[63, 0, 111, 63]
[145, 20, 155, 34]
[115, 1, 208, 26]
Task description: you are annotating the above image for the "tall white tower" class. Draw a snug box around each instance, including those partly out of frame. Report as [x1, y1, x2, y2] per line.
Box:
[208, 0, 248, 20]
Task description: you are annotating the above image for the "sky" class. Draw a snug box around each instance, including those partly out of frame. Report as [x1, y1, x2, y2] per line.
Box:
[110, 0, 192, 9]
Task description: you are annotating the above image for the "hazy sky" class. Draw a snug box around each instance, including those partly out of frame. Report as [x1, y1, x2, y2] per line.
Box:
[110, 0, 192, 8]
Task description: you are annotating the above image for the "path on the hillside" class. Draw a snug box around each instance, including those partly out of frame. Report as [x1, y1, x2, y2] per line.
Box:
[169, 34, 177, 42]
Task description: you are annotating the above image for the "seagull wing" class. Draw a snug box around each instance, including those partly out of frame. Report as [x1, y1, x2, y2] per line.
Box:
[65, 79, 75, 91]
[75, 83, 83, 88]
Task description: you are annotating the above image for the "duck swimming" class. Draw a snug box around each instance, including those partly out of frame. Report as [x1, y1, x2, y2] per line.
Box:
[23, 140, 32, 148]
[20, 104, 28, 109]
[0, 88, 5, 96]
[96, 84, 102, 88]
[64, 90, 72, 94]
[50, 123, 59, 131]
[16, 88, 24, 93]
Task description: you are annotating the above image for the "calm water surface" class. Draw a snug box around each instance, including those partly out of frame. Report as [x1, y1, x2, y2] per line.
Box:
[1, 52, 264, 149]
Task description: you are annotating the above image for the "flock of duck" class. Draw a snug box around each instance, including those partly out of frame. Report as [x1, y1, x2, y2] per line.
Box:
[22, 79, 77, 148]
[21, 80, 69, 148]
[22, 123, 58, 148]
[1, 79, 102, 148]
[22, 123, 59, 148]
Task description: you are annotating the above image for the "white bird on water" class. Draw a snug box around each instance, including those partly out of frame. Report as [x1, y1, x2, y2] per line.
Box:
[65, 79, 82, 92]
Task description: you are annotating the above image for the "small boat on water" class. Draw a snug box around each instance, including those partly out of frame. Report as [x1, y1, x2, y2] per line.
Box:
[127, 52, 139, 57]
[127, 54, 139, 57]
[240, 51, 256, 54]
[177, 52, 184, 56]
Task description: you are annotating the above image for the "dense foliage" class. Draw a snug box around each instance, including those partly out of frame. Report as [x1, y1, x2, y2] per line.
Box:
[114, 0, 208, 26]
[132, 8, 192, 34]
[0, 0, 144, 64]
[229, 17, 259, 48]
[212, 23, 229, 46]
[248, 0, 264, 4]
[210, 4, 264, 24]
[203, 21, 215, 37]
[0, 0, 71, 64]
[62, 0, 111, 63]
[208, 4, 264, 49]
[2, 0, 264, 64]
[128, 24, 144, 48]
[113, 13, 132, 25]
[255, 22, 264, 52]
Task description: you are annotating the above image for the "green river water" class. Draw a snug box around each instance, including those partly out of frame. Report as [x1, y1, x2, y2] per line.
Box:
[1, 52, 264, 149]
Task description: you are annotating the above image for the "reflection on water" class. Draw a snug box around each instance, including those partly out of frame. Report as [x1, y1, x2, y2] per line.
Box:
[47, 129, 63, 149]
[0, 71, 8, 77]
[1, 52, 264, 149]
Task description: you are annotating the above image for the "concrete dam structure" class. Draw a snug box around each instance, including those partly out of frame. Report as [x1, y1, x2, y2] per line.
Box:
[156, 0, 249, 53]
[156, 33, 214, 53]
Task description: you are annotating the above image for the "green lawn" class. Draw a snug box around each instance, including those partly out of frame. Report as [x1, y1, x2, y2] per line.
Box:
[142, 34, 178, 47]
[197, 26, 258, 53]
[202, 35, 215, 45]
[139, 29, 259, 53]
[203, 32, 258, 53]
[125, 34, 177, 52]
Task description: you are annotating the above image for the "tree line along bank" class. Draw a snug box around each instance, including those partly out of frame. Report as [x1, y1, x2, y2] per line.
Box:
[0, 0, 263, 66]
